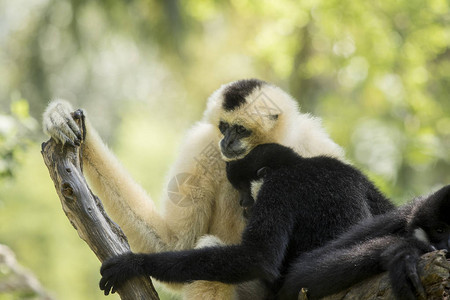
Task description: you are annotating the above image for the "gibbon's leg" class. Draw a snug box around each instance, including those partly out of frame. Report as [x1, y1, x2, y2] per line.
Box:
[43, 100, 217, 254]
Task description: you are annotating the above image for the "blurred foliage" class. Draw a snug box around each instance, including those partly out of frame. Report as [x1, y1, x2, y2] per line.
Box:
[0, 244, 54, 299]
[0, 0, 449, 299]
[0, 99, 37, 180]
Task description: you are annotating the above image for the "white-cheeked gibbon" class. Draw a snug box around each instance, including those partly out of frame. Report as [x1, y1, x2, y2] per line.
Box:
[43, 79, 345, 299]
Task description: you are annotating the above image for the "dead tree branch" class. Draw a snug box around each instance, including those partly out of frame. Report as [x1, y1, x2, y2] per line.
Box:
[41, 110, 159, 300]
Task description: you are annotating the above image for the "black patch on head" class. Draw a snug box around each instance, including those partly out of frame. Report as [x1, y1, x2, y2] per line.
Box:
[222, 79, 265, 111]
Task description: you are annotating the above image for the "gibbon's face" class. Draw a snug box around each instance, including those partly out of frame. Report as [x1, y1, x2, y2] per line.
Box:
[414, 185, 450, 251]
[218, 120, 253, 159]
[226, 157, 271, 219]
[217, 79, 281, 161]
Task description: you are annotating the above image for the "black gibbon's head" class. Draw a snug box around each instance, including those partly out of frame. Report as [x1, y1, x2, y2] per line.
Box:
[225, 150, 266, 215]
[226, 143, 300, 216]
[410, 185, 450, 251]
[203, 79, 300, 162]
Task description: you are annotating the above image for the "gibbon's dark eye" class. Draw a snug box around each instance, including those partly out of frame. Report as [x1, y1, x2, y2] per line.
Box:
[436, 228, 445, 234]
[236, 125, 248, 134]
[219, 121, 229, 134]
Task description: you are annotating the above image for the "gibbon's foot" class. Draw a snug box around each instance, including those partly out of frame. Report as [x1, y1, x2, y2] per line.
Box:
[42, 100, 82, 147]
[99, 252, 144, 295]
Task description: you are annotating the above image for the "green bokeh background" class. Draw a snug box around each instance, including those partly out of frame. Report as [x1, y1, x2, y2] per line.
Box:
[0, 0, 449, 299]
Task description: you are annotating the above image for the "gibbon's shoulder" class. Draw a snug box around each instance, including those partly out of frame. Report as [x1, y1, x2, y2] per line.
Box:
[167, 121, 220, 174]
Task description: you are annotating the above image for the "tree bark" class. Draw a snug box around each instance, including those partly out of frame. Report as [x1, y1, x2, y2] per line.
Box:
[41, 110, 159, 300]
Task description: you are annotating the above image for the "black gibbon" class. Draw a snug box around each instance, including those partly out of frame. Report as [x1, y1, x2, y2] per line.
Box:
[99, 143, 394, 296]
[43, 79, 346, 298]
[278, 184, 450, 300]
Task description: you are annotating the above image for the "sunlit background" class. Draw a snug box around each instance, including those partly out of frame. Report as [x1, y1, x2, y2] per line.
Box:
[0, 0, 449, 299]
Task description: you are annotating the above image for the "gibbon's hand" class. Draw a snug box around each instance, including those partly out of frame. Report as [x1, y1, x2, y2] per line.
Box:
[42, 100, 82, 146]
[99, 252, 145, 295]
[385, 248, 426, 300]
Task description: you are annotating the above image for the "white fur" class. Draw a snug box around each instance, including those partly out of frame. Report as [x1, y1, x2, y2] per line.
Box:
[413, 228, 430, 244]
[43, 80, 346, 299]
[43, 99, 80, 144]
[251, 179, 264, 202]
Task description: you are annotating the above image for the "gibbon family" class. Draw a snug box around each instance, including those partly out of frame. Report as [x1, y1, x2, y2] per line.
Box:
[99, 144, 449, 300]
[43, 79, 447, 299]
[44, 79, 344, 298]
[99, 143, 394, 297]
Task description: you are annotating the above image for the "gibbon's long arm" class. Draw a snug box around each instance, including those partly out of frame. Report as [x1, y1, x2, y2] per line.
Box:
[43, 101, 215, 253]
[99, 190, 297, 295]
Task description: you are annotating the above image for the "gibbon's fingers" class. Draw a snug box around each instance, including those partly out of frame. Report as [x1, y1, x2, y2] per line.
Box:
[99, 277, 111, 295]
[389, 252, 421, 300]
[111, 285, 118, 295]
[46, 117, 77, 146]
[99, 267, 119, 295]
[100, 253, 145, 295]
[101, 278, 117, 295]
[66, 113, 82, 141]
[43, 100, 80, 145]
[404, 255, 425, 299]
[46, 112, 78, 144]
[59, 113, 81, 145]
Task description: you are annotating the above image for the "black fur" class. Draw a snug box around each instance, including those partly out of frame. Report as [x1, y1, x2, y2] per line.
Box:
[222, 78, 265, 111]
[278, 185, 450, 300]
[99, 143, 394, 295]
